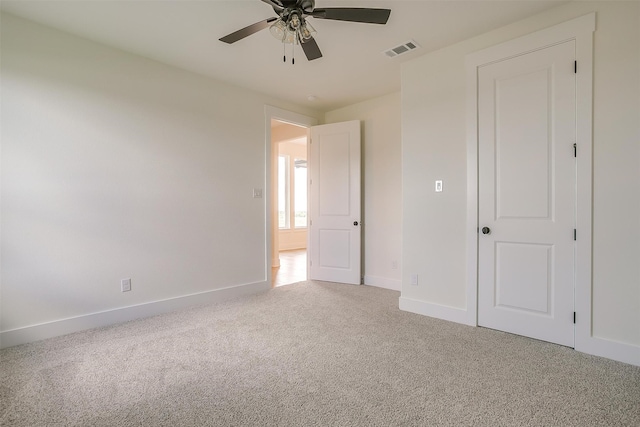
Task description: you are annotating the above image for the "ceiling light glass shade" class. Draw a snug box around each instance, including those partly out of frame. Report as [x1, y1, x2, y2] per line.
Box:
[269, 18, 287, 40]
[284, 29, 297, 44]
[299, 21, 316, 41]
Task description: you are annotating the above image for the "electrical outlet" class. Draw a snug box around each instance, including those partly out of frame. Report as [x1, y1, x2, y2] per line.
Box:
[410, 274, 418, 286]
[253, 188, 263, 198]
[121, 278, 131, 292]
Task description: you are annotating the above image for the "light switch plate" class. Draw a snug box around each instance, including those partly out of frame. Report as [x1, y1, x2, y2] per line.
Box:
[435, 180, 443, 192]
[253, 188, 263, 198]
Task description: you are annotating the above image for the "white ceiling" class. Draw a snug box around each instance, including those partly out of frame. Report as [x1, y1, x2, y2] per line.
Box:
[1, 0, 567, 111]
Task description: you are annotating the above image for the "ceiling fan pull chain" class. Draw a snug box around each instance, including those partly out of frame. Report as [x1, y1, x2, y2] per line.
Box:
[283, 41, 286, 63]
[292, 41, 295, 65]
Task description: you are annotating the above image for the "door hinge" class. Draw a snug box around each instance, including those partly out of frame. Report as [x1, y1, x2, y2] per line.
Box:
[574, 61, 577, 74]
[573, 143, 577, 158]
[310, 260, 312, 266]
[310, 219, 312, 226]
[573, 312, 576, 324]
[574, 229, 577, 241]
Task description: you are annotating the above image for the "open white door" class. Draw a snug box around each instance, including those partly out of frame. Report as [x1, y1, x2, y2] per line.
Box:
[308, 120, 361, 285]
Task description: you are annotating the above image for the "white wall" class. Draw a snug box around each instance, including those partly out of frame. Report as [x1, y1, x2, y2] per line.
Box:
[326, 93, 402, 291]
[401, 1, 639, 363]
[0, 13, 321, 345]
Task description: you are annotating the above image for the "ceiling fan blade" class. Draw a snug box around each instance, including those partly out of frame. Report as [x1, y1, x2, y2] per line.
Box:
[219, 17, 278, 44]
[260, 0, 284, 12]
[300, 36, 323, 61]
[310, 8, 391, 25]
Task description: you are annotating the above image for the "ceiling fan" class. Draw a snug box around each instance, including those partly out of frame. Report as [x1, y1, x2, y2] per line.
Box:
[219, 0, 391, 63]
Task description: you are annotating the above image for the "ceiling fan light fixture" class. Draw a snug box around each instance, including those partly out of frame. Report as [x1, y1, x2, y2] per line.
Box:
[269, 17, 297, 44]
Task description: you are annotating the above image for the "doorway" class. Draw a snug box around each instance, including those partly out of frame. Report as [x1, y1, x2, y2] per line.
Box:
[271, 119, 309, 287]
[264, 107, 361, 288]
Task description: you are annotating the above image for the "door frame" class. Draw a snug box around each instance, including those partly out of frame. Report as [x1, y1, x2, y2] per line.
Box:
[465, 14, 594, 346]
[264, 106, 318, 285]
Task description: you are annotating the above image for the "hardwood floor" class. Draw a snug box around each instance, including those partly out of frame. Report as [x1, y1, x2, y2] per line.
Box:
[272, 249, 307, 287]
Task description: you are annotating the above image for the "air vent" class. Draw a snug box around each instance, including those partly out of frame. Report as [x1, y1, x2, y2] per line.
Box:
[384, 40, 420, 58]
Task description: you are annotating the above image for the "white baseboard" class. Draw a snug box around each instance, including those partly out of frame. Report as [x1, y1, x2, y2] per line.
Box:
[279, 244, 307, 251]
[399, 296, 472, 325]
[399, 298, 640, 367]
[0, 280, 269, 349]
[577, 335, 640, 367]
[364, 275, 401, 291]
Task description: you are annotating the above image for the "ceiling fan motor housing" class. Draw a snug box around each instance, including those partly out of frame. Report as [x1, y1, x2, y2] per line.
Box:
[273, 0, 315, 16]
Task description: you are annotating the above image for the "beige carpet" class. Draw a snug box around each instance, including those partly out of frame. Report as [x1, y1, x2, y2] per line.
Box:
[1, 281, 639, 426]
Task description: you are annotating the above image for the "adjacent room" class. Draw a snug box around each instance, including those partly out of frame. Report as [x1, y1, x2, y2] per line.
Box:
[271, 119, 309, 287]
[1, 1, 639, 425]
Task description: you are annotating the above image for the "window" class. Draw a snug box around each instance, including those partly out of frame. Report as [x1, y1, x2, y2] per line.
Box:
[278, 155, 289, 229]
[294, 159, 307, 228]
[278, 155, 307, 229]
